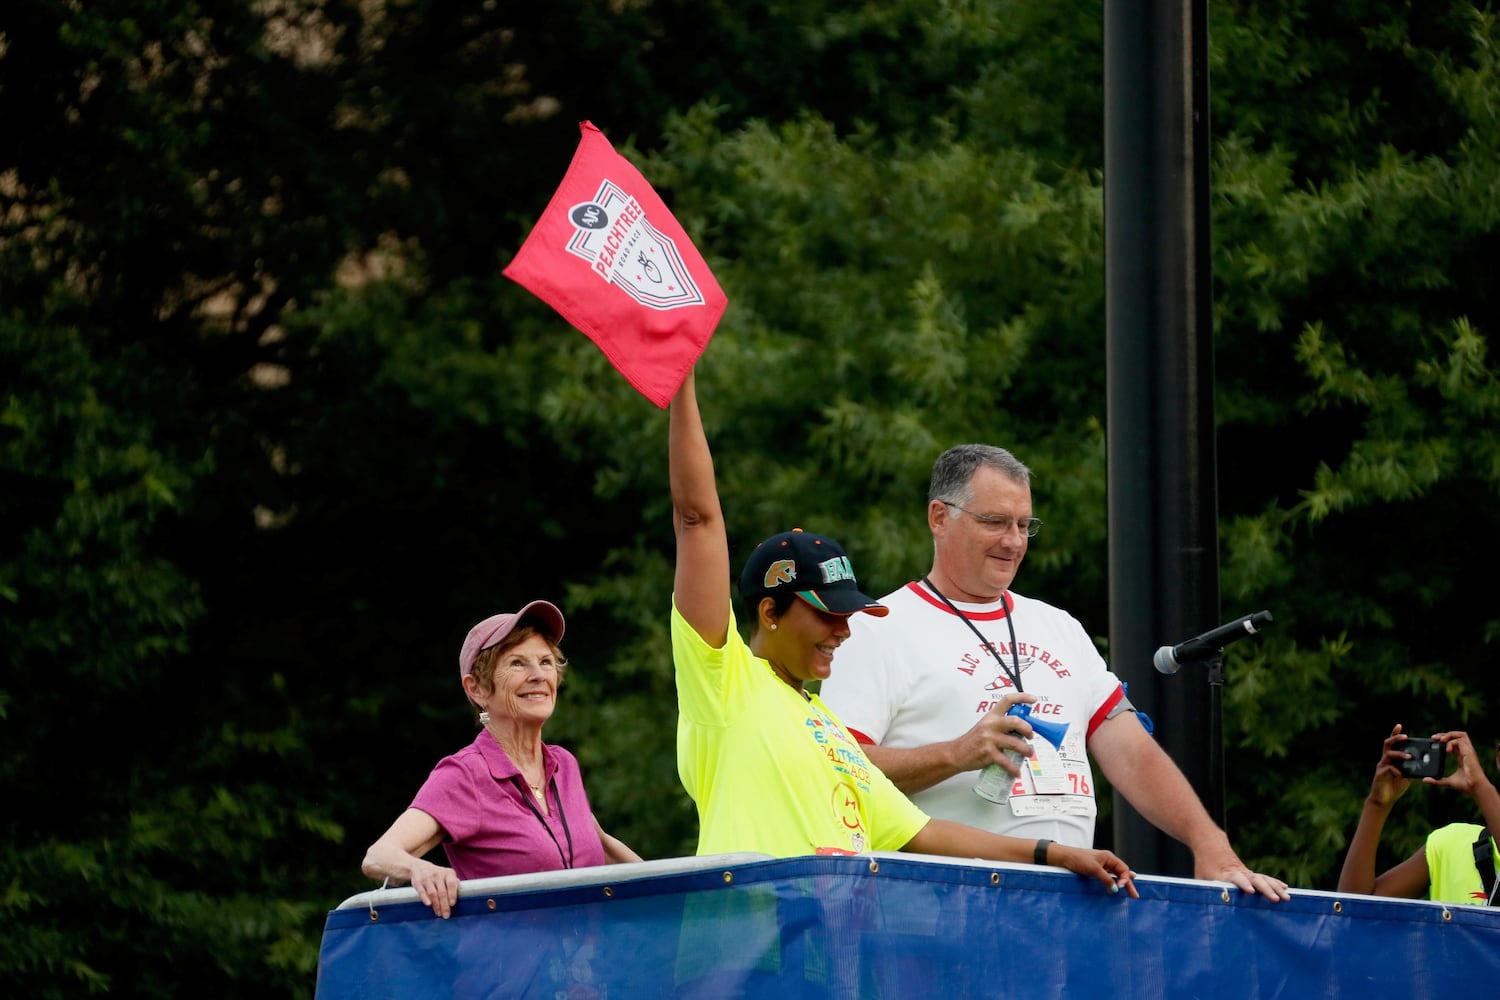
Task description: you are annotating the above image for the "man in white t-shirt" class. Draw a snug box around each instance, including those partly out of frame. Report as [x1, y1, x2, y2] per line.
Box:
[820, 444, 1290, 900]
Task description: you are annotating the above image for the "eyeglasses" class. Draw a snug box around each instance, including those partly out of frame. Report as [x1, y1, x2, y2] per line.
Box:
[943, 502, 1043, 537]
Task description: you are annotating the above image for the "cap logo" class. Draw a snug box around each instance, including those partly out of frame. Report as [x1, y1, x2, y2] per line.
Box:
[818, 556, 855, 585]
[763, 559, 797, 588]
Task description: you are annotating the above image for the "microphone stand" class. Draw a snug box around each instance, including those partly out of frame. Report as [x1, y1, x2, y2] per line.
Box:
[1206, 650, 1225, 832]
[1156, 610, 1271, 834]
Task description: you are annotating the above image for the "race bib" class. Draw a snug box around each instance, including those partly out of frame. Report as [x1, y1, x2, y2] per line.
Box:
[1008, 736, 1097, 818]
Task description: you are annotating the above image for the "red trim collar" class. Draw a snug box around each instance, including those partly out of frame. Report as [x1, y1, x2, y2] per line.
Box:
[905, 580, 1014, 620]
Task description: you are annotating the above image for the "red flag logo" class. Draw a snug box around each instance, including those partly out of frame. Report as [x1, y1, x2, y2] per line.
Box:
[503, 122, 727, 408]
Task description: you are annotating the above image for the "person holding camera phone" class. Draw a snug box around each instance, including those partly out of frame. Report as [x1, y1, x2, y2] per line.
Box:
[1337, 723, 1500, 905]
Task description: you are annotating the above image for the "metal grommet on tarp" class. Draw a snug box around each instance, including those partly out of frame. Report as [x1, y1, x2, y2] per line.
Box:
[370, 877, 391, 921]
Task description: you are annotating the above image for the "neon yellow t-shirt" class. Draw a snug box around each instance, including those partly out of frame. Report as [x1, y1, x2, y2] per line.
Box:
[1426, 822, 1497, 906]
[672, 599, 930, 857]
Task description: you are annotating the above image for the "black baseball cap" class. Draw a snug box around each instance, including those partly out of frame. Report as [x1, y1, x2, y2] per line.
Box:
[738, 529, 889, 617]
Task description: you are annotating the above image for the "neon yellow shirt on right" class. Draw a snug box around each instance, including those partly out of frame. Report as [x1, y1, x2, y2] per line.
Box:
[672, 599, 929, 858]
[1426, 822, 1498, 905]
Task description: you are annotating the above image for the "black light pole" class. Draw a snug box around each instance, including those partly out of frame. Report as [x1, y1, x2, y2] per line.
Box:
[1104, 0, 1220, 876]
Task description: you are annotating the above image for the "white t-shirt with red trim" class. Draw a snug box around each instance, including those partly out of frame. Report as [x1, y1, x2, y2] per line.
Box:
[820, 581, 1128, 847]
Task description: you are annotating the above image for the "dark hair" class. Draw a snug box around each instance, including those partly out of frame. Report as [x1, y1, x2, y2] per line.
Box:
[742, 590, 799, 634]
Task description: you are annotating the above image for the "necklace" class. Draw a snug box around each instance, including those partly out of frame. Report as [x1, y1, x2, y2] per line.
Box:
[483, 725, 547, 797]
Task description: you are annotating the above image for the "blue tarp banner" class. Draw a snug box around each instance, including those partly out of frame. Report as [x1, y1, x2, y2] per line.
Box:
[315, 853, 1500, 998]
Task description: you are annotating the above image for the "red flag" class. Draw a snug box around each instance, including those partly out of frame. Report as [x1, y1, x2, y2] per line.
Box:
[503, 122, 727, 408]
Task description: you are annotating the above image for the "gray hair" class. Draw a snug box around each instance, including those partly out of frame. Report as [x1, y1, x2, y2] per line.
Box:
[928, 444, 1031, 505]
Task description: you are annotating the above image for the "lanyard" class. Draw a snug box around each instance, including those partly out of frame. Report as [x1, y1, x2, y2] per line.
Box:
[922, 577, 1024, 693]
[514, 775, 575, 869]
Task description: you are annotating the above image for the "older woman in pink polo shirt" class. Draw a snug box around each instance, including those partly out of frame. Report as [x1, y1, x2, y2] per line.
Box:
[362, 601, 640, 916]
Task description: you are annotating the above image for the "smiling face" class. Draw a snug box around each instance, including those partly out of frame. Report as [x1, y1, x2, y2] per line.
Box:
[929, 465, 1033, 603]
[760, 598, 855, 690]
[466, 632, 563, 729]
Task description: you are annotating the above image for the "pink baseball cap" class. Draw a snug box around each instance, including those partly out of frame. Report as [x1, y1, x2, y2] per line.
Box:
[458, 600, 566, 683]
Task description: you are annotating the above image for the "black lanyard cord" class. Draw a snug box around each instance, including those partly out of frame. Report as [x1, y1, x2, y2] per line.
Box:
[922, 577, 1024, 693]
[514, 775, 575, 869]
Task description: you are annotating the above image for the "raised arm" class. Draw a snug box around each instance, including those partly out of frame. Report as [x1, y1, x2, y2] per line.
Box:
[1431, 731, 1500, 819]
[361, 808, 461, 918]
[1336, 724, 1428, 897]
[1432, 730, 1500, 858]
[670, 368, 731, 647]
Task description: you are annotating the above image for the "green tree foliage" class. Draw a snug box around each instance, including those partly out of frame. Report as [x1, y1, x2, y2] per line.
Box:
[2, 0, 1498, 994]
[1208, 0, 1500, 885]
[0, 0, 757, 992]
[558, 0, 1500, 891]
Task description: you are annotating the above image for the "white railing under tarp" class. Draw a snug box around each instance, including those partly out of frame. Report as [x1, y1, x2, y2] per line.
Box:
[316, 852, 1500, 998]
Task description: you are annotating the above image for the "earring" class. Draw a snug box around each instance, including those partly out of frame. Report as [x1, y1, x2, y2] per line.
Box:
[478, 711, 491, 725]
[769, 623, 778, 631]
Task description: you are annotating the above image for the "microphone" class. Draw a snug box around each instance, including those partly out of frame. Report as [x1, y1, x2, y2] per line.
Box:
[1154, 610, 1273, 675]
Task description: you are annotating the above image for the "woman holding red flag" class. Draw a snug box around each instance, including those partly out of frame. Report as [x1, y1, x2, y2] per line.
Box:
[667, 360, 1137, 894]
